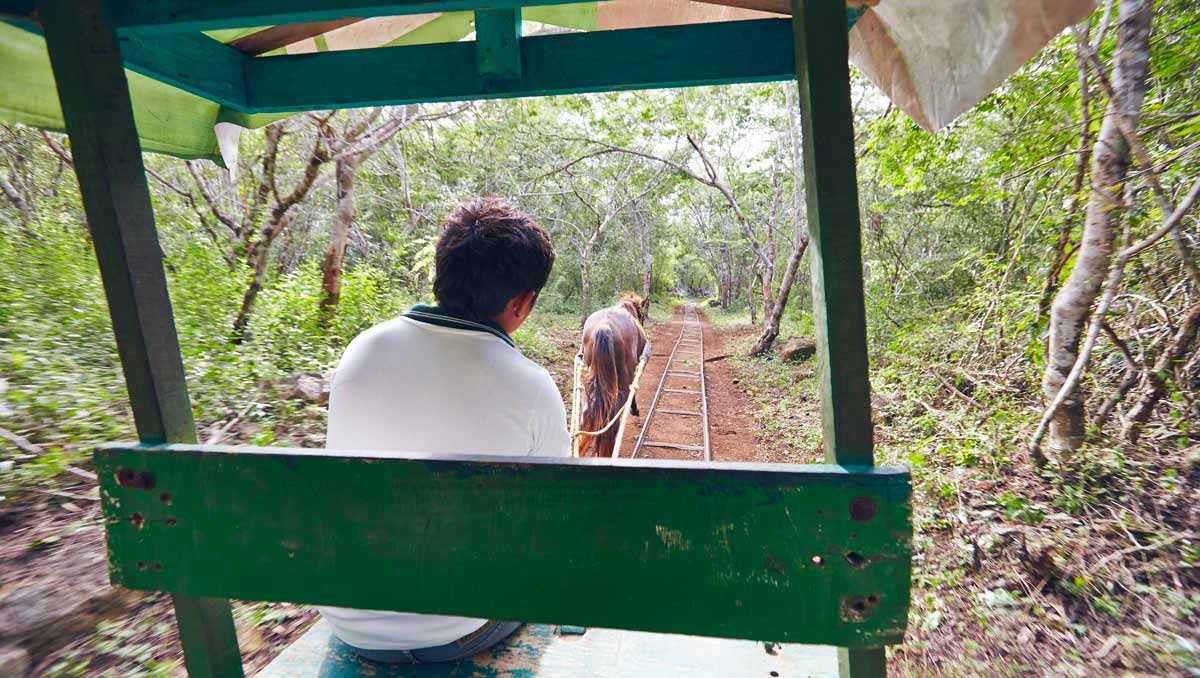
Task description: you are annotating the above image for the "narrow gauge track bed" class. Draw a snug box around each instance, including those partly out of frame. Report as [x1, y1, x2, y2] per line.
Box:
[617, 304, 763, 462]
[619, 304, 709, 461]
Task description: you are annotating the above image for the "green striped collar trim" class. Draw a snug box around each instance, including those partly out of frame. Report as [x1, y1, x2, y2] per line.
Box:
[403, 304, 516, 348]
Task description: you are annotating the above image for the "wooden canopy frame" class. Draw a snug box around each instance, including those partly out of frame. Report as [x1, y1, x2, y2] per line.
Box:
[10, 1, 895, 676]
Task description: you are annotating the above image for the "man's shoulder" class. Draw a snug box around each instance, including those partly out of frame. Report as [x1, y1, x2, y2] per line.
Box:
[516, 355, 558, 392]
[341, 316, 413, 355]
[335, 316, 423, 377]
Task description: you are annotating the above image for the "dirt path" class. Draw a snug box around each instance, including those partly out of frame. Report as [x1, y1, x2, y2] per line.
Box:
[618, 305, 762, 462]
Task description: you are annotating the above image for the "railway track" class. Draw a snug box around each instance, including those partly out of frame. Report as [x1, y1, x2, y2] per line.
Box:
[632, 304, 711, 461]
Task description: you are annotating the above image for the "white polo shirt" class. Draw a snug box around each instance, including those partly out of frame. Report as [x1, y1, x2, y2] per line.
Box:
[317, 307, 571, 651]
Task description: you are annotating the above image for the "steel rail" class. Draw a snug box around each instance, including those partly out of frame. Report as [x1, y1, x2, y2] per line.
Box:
[696, 306, 711, 461]
[632, 304, 711, 461]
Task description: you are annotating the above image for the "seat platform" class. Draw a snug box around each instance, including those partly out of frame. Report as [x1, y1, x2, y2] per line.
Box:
[259, 621, 838, 678]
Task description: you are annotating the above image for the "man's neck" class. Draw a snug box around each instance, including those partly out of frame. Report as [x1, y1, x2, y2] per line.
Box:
[404, 304, 515, 347]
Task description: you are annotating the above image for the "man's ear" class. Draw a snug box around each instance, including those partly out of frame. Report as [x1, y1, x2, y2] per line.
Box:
[514, 289, 537, 318]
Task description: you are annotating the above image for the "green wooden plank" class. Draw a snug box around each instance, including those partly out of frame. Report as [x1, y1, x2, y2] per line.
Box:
[97, 443, 912, 647]
[37, 2, 243, 676]
[791, 0, 874, 468]
[244, 19, 795, 113]
[108, 0, 598, 33]
[474, 7, 521, 81]
[120, 32, 248, 110]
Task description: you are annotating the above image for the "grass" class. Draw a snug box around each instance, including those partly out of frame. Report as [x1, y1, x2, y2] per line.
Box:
[705, 306, 824, 462]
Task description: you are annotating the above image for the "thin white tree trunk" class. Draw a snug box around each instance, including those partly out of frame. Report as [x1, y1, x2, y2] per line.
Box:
[321, 154, 361, 318]
[1041, 0, 1153, 456]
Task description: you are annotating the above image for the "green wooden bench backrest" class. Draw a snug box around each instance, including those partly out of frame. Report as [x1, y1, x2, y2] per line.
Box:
[96, 443, 911, 647]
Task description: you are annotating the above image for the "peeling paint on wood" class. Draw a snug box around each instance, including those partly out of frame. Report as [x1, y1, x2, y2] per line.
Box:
[96, 443, 911, 647]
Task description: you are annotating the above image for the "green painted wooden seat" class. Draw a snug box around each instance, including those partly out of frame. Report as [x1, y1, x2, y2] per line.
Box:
[95, 443, 911, 676]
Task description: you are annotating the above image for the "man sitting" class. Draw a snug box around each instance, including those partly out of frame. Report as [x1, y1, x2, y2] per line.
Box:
[318, 198, 571, 663]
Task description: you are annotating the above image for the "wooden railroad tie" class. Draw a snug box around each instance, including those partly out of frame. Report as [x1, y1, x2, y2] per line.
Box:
[665, 388, 699, 394]
[668, 370, 701, 378]
[658, 409, 702, 417]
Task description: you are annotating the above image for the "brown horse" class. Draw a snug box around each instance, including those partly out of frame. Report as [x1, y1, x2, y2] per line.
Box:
[578, 293, 650, 457]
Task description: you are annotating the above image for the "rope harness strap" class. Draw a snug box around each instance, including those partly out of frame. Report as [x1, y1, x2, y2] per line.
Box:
[569, 340, 652, 458]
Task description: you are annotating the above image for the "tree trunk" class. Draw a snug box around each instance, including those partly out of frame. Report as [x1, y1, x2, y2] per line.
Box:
[320, 155, 361, 320]
[749, 83, 811, 357]
[760, 266, 774, 325]
[1037, 25, 1094, 330]
[580, 249, 592, 327]
[750, 234, 809, 356]
[1121, 300, 1200, 441]
[0, 171, 32, 225]
[1041, 0, 1152, 456]
[750, 267, 761, 325]
[232, 208, 296, 342]
[761, 224, 776, 322]
[641, 244, 652, 298]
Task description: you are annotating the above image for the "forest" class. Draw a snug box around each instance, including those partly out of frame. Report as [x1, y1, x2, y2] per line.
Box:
[0, 1, 1197, 676]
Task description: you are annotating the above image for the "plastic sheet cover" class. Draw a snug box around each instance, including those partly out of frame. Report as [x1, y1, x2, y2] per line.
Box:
[0, 1, 1101, 160]
[849, 0, 1098, 130]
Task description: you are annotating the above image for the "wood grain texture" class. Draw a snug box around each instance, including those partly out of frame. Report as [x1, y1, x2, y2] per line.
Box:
[37, 3, 243, 675]
[245, 18, 795, 112]
[792, 0, 875, 468]
[97, 443, 912, 647]
[228, 19, 364, 55]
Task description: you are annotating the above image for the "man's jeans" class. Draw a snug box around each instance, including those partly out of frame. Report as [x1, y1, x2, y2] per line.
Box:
[348, 621, 522, 664]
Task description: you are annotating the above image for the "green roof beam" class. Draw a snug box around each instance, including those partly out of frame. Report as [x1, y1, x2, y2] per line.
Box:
[120, 32, 248, 110]
[245, 18, 795, 113]
[5, 19, 249, 112]
[106, 0, 600, 34]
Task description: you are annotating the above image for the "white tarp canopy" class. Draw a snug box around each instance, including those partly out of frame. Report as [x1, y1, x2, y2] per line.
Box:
[265, 0, 1099, 131]
[0, 0, 1100, 163]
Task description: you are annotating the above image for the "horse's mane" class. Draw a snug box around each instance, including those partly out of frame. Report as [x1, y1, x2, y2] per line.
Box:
[618, 292, 646, 324]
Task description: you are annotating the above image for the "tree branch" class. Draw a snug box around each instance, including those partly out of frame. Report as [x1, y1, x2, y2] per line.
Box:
[1031, 177, 1200, 457]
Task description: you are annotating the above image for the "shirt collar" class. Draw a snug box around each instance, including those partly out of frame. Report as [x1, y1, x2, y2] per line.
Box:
[402, 304, 516, 348]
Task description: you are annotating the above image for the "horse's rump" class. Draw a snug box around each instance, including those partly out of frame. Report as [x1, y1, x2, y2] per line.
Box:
[578, 295, 648, 457]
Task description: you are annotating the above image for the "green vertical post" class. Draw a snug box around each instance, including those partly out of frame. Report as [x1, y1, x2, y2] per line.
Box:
[475, 7, 522, 80]
[37, 1, 244, 676]
[791, 0, 883, 675]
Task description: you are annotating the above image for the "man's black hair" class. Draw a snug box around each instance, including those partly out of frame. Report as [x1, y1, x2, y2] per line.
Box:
[433, 198, 556, 321]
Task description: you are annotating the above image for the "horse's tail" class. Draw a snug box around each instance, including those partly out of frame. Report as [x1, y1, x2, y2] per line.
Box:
[581, 327, 620, 457]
